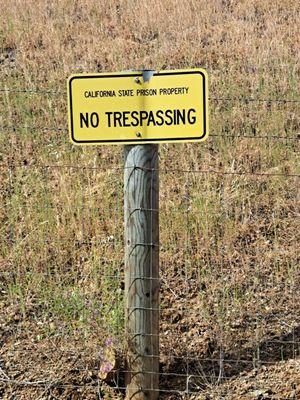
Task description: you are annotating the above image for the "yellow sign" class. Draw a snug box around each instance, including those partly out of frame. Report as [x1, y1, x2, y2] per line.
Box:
[67, 69, 208, 145]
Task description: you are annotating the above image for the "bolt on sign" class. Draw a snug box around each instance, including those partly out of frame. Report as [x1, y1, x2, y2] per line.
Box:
[67, 69, 209, 145]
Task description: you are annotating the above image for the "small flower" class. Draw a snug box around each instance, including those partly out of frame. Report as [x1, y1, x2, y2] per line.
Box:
[100, 361, 113, 374]
[105, 337, 113, 346]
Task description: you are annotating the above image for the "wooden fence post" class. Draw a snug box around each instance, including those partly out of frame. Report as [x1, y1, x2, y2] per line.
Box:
[124, 144, 159, 400]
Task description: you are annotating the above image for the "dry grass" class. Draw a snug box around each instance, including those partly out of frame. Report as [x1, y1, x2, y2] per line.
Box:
[0, 0, 299, 399]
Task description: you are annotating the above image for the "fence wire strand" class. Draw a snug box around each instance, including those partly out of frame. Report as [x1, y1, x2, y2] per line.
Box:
[1, 86, 300, 104]
[1, 124, 299, 142]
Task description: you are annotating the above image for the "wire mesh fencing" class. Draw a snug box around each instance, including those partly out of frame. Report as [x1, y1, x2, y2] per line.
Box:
[0, 86, 299, 399]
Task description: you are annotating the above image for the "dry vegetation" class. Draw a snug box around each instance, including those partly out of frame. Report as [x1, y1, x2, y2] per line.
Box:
[0, 0, 299, 399]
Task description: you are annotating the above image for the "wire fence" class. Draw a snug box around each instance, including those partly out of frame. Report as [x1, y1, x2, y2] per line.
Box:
[1, 85, 300, 103]
[1, 125, 299, 142]
[0, 85, 299, 399]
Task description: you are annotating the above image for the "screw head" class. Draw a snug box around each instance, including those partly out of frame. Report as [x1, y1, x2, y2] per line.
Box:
[134, 77, 140, 83]
[136, 132, 142, 137]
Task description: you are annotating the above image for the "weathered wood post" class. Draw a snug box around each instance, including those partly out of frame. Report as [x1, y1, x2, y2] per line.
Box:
[67, 67, 207, 399]
[124, 144, 159, 400]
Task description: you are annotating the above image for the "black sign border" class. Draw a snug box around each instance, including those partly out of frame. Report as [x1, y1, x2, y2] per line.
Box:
[69, 70, 208, 144]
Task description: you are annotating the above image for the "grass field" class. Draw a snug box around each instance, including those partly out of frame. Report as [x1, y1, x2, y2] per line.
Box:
[0, 1, 299, 399]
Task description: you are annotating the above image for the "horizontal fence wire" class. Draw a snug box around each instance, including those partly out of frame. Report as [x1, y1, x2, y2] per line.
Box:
[2, 163, 299, 177]
[0, 88, 65, 95]
[2, 349, 299, 361]
[1, 86, 300, 103]
[0, 377, 297, 400]
[0, 125, 67, 132]
[1, 124, 299, 142]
